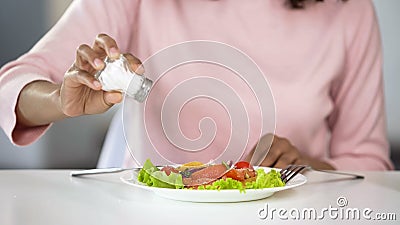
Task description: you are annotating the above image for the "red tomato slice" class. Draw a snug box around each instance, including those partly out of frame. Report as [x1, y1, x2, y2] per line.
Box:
[225, 169, 245, 181]
[234, 161, 254, 170]
[161, 166, 179, 176]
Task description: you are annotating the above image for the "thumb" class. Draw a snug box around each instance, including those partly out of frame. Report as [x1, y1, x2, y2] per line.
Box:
[103, 91, 123, 107]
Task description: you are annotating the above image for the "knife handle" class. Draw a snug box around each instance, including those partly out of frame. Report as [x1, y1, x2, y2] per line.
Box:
[70, 168, 125, 177]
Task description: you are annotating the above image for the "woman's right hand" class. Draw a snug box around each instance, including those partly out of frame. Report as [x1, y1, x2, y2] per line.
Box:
[16, 34, 144, 127]
[60, 33, 144, 117]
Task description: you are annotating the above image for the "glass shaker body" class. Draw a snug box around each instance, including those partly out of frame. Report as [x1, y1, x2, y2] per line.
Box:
[94, 55, 152, 102]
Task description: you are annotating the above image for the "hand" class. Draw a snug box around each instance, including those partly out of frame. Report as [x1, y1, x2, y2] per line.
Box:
[60, 33, 144, 117]
[246, 134, 334, 170]
[15, 34, 144, 127]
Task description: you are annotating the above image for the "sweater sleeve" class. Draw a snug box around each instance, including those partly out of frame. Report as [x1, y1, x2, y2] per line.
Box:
[0, 0, 136, 146]
[326, 0, 393, 170]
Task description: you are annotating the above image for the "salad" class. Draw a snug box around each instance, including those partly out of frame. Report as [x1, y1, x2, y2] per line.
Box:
[137, 159, 285, 192]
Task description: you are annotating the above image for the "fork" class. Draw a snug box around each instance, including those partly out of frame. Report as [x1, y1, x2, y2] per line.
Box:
[280, 165, 364, 183]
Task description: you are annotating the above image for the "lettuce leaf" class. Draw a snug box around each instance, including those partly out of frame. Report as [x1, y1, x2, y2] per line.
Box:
[246, 169, 285, 189]
[196, 168, 284, 192]
[197, 178, 246, 192]
[137, 159, 183, 189]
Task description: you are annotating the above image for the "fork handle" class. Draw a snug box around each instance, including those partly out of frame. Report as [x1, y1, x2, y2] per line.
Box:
[311, 168, 364, 179]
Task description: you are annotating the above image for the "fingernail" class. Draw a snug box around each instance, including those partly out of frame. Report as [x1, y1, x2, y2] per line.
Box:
[112, 93, 122, 102]
[109, 48, 119, 58]
[94, 58, 104, 69]
[136, 65, 145, 75]
[93, 80, 101, 88]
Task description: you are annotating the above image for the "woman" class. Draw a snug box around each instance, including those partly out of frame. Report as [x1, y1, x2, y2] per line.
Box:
[0, 0, 393, 170]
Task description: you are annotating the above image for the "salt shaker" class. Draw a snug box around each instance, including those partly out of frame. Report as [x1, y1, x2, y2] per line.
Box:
[94, 55, 153, 102]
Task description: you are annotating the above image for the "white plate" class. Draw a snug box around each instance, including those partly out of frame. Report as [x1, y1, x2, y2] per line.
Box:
[120, 167, 306, 202]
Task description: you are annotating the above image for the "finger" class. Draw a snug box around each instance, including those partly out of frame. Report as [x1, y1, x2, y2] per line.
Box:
[123, 53, 145, 75]
[260, 145, 282, 167]
[64, 69, 102, 91]
[271, 136, 301, 168]
[93, 33, 120, 59]
[103, 91, 123, 106]
[274, 153, 298, 169]
[246, 133, 274, 165]
[76, 44, 105, 71]
[244, 148, 254, 162]
[259, 135, 283, 167]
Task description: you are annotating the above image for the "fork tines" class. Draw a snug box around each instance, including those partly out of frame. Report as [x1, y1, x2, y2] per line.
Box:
[280, 165, 309, 183]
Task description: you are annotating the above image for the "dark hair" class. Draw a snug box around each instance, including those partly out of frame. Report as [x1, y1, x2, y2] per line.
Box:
[289, 0, 347, 9]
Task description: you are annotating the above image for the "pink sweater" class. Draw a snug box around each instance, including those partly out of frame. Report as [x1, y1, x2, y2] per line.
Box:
[0, 0, 393, 170]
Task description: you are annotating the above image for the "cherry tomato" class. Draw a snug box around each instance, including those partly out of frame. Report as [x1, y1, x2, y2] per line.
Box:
[225, 169, 245, 181]
[234, 161, 254, 170]
[225, 168, 257, 181]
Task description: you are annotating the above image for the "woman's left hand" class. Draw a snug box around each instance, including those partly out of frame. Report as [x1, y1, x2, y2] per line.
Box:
[258, 135, 304, 168]
[246, 134, 334, 170]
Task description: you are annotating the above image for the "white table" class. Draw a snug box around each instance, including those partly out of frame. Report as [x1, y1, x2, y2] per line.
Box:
[1, 170, 399, 225]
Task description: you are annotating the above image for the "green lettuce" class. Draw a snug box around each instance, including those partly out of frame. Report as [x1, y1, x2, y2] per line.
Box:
[197, 178, 246, 192]
[137, 159, 183, 189]
[246, 169, 285, 189]
[196, 168, 284, 192]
